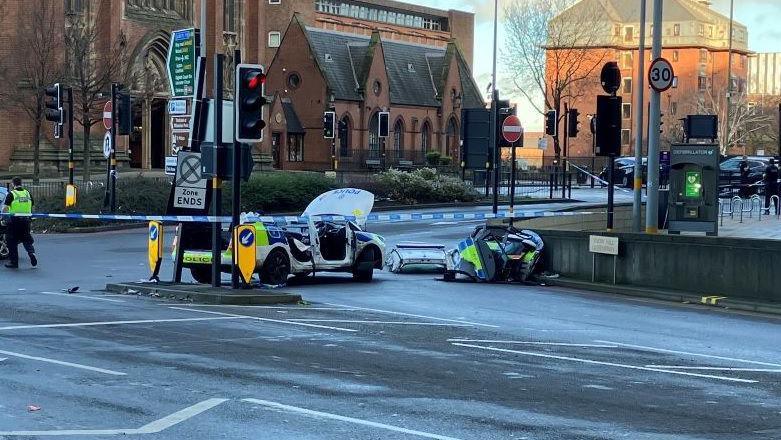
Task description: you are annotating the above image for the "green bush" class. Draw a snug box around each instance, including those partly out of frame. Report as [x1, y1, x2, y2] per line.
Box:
[439, 156, 453, 166]
[425, 151, 441, 166]
[237, 171, 338, 213]
[370, 168, 478, 204]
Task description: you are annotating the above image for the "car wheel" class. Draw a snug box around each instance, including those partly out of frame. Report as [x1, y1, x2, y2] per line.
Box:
[352, 247, 375, 283]
[190, 266, 213, 284]
[260, 248, 290, 285]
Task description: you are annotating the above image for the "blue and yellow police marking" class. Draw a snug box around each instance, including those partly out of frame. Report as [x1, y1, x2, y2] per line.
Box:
[148, 221, 164, 278]
[233, 224, 257, 284]
[700, 296, 727, 306]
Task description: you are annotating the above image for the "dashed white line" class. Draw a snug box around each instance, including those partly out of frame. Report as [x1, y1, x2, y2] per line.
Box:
[321, 303, 499, 328]
[0, 398, 228, 436]
[42, 292, 125, 303]
[447, 339, 616, 348]
[243, 398, 462, 440]
[451, 343, 757, 384]
[0, 316, 248, 331]
[0, 349, 126, 376]
[645, 365, 781, 373]
[288, 319, 473, 327]
[596, 340, 781, 368]
[167, 307, 358, 332]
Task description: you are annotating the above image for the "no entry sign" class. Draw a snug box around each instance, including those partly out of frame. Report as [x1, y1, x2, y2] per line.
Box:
[103, 101, 113, 130]
[502, 115, 523, 144]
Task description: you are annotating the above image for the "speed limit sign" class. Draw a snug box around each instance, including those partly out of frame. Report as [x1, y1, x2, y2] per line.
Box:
[648, 58, 675, 92]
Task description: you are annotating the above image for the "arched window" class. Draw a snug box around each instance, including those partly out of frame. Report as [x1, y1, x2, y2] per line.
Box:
[445, 117, 458, 159]
[393, 118, 404, 158]
[421, 121, 431, 154]
[338, 115, 351, 157]
[368, 112, 380, 158]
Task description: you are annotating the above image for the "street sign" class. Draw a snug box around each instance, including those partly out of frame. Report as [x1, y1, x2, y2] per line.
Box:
[589, 235, 619, 255]
[171, 132, 189, 154]
[168, 99, 188, 115]
[502, 115, 523, 144]
[649, 58, 675, 92]
[173, 152, 207, 210]
[165, 156, 177, 176]
[233, 224, 257, 284]
[167, 28, 197, 98]
[171, 116, 191, 132]
[103, 101, 113, 130]
[103, 131, 112, 158]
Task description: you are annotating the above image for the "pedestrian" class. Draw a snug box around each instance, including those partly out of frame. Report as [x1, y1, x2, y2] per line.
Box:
[764, 158, 780, 215]
[738, 155, 751, 199]
[2, 177, 37, 269]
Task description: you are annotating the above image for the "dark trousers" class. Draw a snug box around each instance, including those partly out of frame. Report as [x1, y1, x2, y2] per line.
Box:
[7, 218, 34, 265]
[765, 185, 780, 214]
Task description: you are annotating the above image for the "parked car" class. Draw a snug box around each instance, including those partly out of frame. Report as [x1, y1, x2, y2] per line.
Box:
[599, 157, 648, 188]
[718, 156, 772, 197]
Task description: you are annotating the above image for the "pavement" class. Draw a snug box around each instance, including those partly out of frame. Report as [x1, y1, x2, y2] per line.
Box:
[0, 196, 779, 439]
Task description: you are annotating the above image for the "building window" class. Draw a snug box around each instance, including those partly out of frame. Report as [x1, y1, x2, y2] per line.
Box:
[445, 118, 458, 159]
[624, 26, 634, 42]
[698, 75, 708, 91]
[699, 49, 707, 63]
[670, 101, 678, 116]
[622, 103, 631, 120]
[621, 129, 631, 146]
[673, 24, 680, 36]
[65, 0, 84, 13]
[269, 0, 280, 4]
[339, 115, 351, 157]
[622, 51, 632, 69]
[288, 134, 304, 162]
[224, 0, 237, 32]
[708, 25, 713, 37]
[622, 77, 632, 95]
[672, 50, 679, 62]
[372, 80, 382, 96]
[393, 119, 404, 156]
[315, 0, 340, 14]
[613, 24, 621, 37]
[369, 112, 380, 158]
[421, 121, 431, 153]
[287, 72, 301, 89]
[698, 24, 704, 36]
[268, 31, 281, 48]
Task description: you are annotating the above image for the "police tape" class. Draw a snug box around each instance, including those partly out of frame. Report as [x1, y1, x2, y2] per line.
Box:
[567, 163, 635, 193]
[0, 209, 601, 224]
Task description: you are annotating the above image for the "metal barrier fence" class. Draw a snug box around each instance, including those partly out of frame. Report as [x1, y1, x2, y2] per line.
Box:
[719, 195, 781, 225]
[3, 176, 172, 200]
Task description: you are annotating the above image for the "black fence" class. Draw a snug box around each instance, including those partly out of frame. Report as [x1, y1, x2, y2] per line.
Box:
[2, 176, 171, 201]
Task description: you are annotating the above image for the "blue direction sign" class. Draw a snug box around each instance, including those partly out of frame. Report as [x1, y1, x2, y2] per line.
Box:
[167, 28, 197, 98]
[239, 228, 255, 247]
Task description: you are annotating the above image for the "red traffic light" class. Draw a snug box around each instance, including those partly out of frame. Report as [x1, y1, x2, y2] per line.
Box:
[245, 71, 266, 90]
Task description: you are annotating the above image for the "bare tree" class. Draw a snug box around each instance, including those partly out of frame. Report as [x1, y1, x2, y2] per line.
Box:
[696, 86, 773, 155]
[65, 6, 127, 181]
[0, 0, 63, 183]
[503, 0, 608, 159]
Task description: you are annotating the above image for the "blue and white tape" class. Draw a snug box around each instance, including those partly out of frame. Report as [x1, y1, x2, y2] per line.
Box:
[1, 209, 600, 224]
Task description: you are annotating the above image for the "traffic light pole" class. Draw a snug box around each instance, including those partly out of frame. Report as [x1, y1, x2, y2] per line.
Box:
[212, 53, 224, 288]
[645, 0, 664, 234]
[231, 49, 242, 290]
[563, 104, 569, 200]
[490, 89, 499, 214]
[109, 83, 118, 213]
[632, 0, 647, 233]
[67, 87, 75, 186]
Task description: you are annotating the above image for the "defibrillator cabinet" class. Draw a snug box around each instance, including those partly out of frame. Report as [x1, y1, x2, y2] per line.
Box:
[667, 143, 720, 236]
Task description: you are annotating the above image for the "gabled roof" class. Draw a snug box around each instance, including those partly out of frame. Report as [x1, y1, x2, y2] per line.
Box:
[298, 23, 484, 109]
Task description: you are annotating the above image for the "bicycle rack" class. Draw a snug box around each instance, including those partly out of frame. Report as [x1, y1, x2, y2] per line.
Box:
[720, 197, 740, 226]
[771, 195, 781, 218]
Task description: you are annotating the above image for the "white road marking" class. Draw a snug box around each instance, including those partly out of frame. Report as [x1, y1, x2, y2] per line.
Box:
[156, 304, 353, 311]
[322, 303, 499, 328]
[0, 349, 125, 376]
[243, 398, 462, 440]
[0, 398, 228, 436]
[0, 316, 248, 331]
[451, 343, 757, 384]
[167, 307, 358, 332]
[447, 339, 616, 348]
[596, 340, 781, 368]
[645, 365, 781, 372]
[288, 319, 473, 327]
[0, 357, 6, 362]
[42, 291, 125, 303]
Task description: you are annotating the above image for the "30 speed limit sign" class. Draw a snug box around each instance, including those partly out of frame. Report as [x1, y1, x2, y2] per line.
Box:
[648, 58, 675, 92]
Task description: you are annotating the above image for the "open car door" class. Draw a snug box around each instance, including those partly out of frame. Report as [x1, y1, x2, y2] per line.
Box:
[303, 188, 375, 227]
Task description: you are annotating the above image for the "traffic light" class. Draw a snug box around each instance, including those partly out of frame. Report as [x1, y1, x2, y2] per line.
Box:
[116, 89, 132, 136]
[378, 111, 390, 138]
[44, 83, 63, 124]
[545, 110, 557, 136]
[568, 108, 579, 138]
[595, 95, 622, 157]
[235, 63, 267, 143]
[323, 111, 336, 139]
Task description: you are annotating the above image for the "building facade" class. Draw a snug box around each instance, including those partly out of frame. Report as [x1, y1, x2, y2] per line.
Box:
[546, 0, 750, 160]
[0, 0, 475, 174]
[748, 52, 781, 97]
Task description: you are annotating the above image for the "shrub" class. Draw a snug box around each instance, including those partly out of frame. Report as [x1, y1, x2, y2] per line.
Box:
[439, 156, 453, 166]
[370, 168, 478, 204]
[425, 151, 441, 166]
[237, 171, 338, 213]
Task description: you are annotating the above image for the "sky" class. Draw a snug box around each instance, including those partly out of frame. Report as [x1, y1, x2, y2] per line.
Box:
[414, 0, 781, 131]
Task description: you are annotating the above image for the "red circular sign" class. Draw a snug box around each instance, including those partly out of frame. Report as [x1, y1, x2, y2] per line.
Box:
[502, 115, 523, 144]
[103, 101, 113, 130]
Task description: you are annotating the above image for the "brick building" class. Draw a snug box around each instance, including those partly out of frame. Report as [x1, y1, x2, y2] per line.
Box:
[0, 0, 475, 175]
[263, 15, 483, 171]
[546, 0, 750, 160]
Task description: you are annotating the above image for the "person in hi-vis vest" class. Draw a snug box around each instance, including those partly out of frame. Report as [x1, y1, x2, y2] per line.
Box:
[2, 177, 37, 268]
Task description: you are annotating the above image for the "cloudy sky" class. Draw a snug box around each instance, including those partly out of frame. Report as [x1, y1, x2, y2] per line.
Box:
[414, 0, 781, 131]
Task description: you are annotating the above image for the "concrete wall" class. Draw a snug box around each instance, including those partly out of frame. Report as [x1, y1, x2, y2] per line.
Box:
[535, 229, 781, 303]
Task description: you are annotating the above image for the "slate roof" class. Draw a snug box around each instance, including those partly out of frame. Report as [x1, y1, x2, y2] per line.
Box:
[303, 26, 484, 109]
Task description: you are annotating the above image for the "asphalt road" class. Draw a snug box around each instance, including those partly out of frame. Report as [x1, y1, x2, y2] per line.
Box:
[1, 204, 780, 439]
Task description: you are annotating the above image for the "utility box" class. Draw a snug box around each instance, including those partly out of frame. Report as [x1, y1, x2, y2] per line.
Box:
[668, 143, 720, 236]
